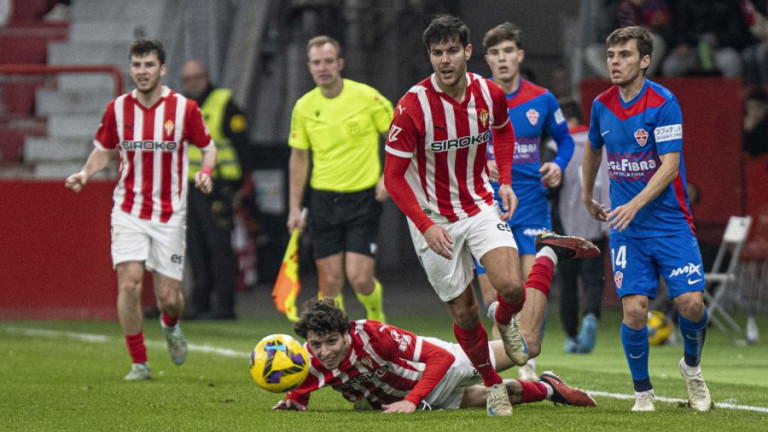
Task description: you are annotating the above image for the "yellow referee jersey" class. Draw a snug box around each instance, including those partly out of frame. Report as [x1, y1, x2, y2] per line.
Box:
[289, 79, 393, 192]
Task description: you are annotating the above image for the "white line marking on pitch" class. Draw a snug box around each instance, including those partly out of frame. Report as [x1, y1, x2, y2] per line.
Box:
[3, 326, 250, 358]
[5, 326, 768, 414]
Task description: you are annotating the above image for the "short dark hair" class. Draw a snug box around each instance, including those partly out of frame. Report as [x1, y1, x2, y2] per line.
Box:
[306, 35, 342, 59]
[129, 38, 166, 65]
[606, 26, 653, 66]
[422, 15, 470, 50]
[558, 98, 583, 123]
[293, 299, 350, 340]
[482, 22, 523, 50]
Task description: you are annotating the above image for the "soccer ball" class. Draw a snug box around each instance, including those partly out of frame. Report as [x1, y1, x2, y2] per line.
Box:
[647, 310, 673, 346]
[249, 334, 309, 393]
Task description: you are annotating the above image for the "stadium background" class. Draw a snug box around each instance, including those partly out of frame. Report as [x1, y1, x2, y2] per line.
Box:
[0, 0, 765, 324]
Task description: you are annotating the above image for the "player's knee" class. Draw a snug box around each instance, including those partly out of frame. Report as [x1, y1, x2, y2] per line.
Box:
[453, 304, 480, 329]
[678, 298, 705, 322]
[118, 279, 142, 297]
[496, 278, 524, 303]
[623, 306, 647, 328]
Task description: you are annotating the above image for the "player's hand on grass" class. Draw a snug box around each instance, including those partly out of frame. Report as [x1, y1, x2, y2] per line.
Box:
[539, 162, 562, 187]
[273, 399, 307, 411]
[607, 202, 639, 232]
[65, 171, 87, 193]
[497, 184, 518, 221]
[582, 196, 608, 222]
[424, 225, 453, 259]
[381, 400, 416, 414]
[487, 160, 499, 183]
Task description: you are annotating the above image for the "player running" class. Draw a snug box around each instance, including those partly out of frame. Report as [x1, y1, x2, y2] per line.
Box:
[383, 15, 599, 416]
[65, 39, 215, 380]
[477, 22, 576, 379]
[582, 26, 712, 412]
[273, 299, 596, 413]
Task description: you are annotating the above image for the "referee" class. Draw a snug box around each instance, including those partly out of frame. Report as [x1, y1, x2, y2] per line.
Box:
[287, 35, 393, 321]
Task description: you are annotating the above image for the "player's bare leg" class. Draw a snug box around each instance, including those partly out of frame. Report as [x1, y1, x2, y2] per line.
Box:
[155, 273, 187, 366]
[117, 261, 145, 335]
[117, 261, 151, 380]
[345, 252, 386, 322]
[480, 247, 529, 366]
[315, 253, 345, 308]
[448, 286, 512, 416]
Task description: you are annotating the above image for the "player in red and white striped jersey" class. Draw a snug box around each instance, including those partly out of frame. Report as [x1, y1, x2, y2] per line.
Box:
[273, 300, 596, 413]
[383, 15, 528, 416]
[65, 39, 216, 381]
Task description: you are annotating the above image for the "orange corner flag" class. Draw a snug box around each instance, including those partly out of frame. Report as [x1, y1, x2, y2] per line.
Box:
[272, 228, 301, 322]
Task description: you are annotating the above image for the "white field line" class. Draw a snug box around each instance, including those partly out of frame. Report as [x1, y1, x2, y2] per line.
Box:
[3, 326, 250, 358]
[5, 326, 768, 414]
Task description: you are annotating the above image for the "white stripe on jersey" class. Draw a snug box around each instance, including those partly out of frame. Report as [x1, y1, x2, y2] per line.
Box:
[385, 146, 411, 158]
[440, 96, 467, 219]
[150, 102, 165, 221]
[173, 94, 187, 217]
[130, 104, 144, 218]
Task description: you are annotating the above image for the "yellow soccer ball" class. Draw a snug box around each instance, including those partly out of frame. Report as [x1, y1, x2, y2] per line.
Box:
[250, 334, 309, 393]
[647, 310, 673, 346]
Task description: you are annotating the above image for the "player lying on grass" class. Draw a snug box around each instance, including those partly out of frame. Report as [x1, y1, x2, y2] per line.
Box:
[273, 299, 596, 414]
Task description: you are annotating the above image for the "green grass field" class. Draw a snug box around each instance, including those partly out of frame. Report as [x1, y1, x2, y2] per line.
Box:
[1, 309, 766, 431]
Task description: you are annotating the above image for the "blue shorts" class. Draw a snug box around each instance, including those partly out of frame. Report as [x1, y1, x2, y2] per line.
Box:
[609, 231, 705, 299]
[474, 224, 549, 275]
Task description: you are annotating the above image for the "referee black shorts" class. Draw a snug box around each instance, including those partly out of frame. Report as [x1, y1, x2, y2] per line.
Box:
[309, 187, 382, 260]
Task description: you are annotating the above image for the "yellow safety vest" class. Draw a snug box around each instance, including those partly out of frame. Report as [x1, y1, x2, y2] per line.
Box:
[188, 88, 243, 181]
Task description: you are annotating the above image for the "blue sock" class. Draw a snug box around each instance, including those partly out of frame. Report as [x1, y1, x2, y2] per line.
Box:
[621, 322, 652, 392]
[678, 308, 708, 367]
[540, 304, 549, 341]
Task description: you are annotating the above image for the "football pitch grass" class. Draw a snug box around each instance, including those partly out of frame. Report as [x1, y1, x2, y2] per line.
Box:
[1, 310, 766, 431]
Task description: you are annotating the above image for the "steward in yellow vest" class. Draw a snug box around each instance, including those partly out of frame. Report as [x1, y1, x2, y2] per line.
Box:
[181, 60, 250, 320]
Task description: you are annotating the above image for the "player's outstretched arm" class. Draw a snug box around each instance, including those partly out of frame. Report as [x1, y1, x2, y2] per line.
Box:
[272, 399, 307, 411]
[65, 148, 113, 193]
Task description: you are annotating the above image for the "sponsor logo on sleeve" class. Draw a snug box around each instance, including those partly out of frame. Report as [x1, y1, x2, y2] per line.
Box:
[388, 125, 402, 142]
[554, 108, 565, 124]
[654, 124, 683, 142]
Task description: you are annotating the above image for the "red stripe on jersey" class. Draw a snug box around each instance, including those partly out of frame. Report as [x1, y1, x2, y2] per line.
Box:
[139, 106, 155, 220]
[160, 96, 177, 223]
[451, 102, 478, 215]
[672, 173, 695, 235]
[598, 85, 667, 121]
[428, 96, 458, 220]
[121, 98, 136, 215]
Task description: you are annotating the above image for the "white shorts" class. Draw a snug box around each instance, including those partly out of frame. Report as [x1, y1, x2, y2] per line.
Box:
[422, 337, 497, 410]
[111, 210, 185, 280]
[407, 204, 517, 302]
